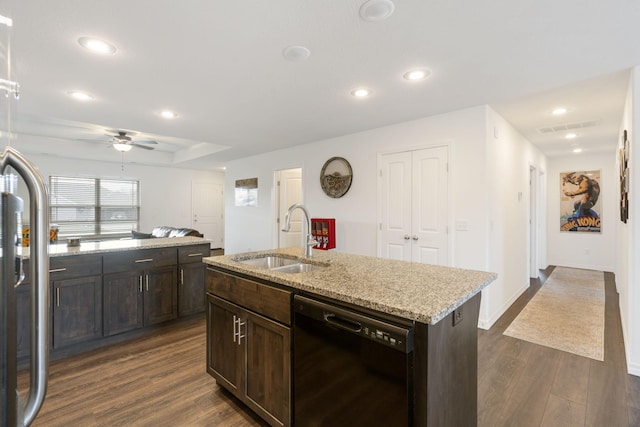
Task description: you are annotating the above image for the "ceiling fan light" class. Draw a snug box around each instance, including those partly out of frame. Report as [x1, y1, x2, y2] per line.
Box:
[113, 143, 132, 152]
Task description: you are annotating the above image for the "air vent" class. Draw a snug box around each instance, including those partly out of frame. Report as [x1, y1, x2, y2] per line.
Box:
[537, 120, 599, 134]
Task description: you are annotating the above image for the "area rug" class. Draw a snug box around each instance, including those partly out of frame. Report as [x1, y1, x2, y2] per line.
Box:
[503, 266, 605, 361]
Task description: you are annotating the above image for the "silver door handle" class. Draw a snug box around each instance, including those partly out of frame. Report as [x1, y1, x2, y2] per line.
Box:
[412, 235, 418, 241]
[146, 274, 149, 292]
[404, 235, 410, 240]
[237, 319, 246, 345]
[139, 275, 143, 293]
[233, 315, 238, 343]
[180, 269, 184, 285]
[1, 147, 50, 426]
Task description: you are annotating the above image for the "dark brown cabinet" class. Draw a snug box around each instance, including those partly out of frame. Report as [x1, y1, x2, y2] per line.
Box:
[49, 254, 103, 350]
[103, 248, 178, 337]
[207, 268, 291, 427]
[178, 244, 208, 316]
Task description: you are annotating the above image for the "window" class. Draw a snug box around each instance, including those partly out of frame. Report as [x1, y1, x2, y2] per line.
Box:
[49, 176, 140, 238]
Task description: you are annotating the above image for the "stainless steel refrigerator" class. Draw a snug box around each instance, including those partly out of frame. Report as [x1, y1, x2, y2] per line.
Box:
[0, 149, 50, 426]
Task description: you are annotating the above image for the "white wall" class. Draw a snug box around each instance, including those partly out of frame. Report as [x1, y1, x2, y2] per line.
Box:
[546, 154, 616, 271]
[13, 152, 224, 236]
[617, 66, 640, 377]
[224, 105, 490, 265]
[481, 107, 548, 328]
[224, 104, 546, 330]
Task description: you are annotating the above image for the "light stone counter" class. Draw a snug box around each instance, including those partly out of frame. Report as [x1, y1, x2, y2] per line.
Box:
[203, 247, 497, 325]
[20, 236, 210, 259]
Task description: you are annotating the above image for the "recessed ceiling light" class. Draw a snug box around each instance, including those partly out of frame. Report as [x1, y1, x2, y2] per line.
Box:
[565, 133, 577, 139]
[160, 110, 178, 119]
[573, 148, 583, 153]
[403, 69, 431, 81]
[282, 45, 311, 62]
[0, 14, 13, 27]
[552, 107, 568, 115]
[78, 37, 117, 55]
[359, 0, 395, 22]
[350, 88, 372, 98]
[67, 91, 94, 101]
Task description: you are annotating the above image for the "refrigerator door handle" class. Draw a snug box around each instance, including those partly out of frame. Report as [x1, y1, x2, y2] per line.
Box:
[1, 147, 50, 426]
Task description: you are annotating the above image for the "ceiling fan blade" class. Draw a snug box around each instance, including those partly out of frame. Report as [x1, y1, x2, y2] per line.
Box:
[134, 140, 158, 145]
[133, 144, 155, 150]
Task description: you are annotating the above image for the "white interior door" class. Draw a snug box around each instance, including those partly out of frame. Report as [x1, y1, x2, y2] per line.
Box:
[412, 146, 448, 265]
[380, 146, 449, 266]
[191, 181, 224, 248]
[276, 168, 302, 248]
[380, 151, 412, 261]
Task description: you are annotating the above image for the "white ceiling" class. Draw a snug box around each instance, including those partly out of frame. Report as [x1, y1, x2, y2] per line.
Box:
[3, 0, 640, 170]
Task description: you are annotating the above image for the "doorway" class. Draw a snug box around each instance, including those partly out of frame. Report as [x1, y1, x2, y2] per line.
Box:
[274, 168, 303, 248]
[378, 146, 449, 266]
[529, 166, 538, 279]
[191, 180, 224, 249]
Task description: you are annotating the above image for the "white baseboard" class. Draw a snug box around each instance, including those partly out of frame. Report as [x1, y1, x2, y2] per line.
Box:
[477, 280, 529, 330]
[628, 361, 640, 377]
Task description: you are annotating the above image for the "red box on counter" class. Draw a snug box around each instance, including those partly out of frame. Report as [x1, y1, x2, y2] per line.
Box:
[310, 218, 335, 250]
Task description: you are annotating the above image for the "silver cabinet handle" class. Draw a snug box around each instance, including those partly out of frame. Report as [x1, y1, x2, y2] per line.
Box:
[139, 275, 143, 293]
[232, 315, 238, 343]
[180, 269, 184, 286]
[187, 253, 203, 257]
[146, 274, 149, 292]
[56, 288, 60, 307]
[135, 258, 153, 263]
[237, 319, 246, 345]
[403, 235, 410, 240]
[49, 267, 67, 273]
[412, 235, 418, 241]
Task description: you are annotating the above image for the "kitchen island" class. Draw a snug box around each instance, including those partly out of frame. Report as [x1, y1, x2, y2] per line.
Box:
[17, 236, 210, 362]
[203, 248, 497, 427]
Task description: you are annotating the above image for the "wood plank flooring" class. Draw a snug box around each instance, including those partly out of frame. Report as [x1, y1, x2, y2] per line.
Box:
[479, 267, 640, 427]
[17, 267, 640, 426]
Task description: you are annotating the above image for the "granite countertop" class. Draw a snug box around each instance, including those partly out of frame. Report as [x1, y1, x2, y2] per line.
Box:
[19, 236, 210, 259]
[203, 247, 497, 325]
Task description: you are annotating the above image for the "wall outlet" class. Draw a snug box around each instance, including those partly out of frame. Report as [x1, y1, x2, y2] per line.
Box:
[453, 307, 463, 326]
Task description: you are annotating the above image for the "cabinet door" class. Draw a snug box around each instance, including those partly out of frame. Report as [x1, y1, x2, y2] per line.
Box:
[103, 271, 144, 336]
[52, 275, 103, 349]
[207, 295, 243, 396]
[143, 265, 177, 326]
[179, 263, 205, 316]
[245, 311, 291, 426]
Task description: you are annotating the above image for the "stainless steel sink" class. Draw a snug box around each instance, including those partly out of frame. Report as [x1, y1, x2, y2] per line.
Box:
[270, 262, 326, 274]
[233, 254, 299, 269]
[233, 254, 328, 274]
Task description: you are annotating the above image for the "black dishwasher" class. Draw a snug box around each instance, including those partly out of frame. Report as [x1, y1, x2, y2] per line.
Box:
[293, 295, 414, 426]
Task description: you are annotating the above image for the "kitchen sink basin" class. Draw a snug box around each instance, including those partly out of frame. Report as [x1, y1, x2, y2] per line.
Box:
[233, 254, 329, 274]
[233, 254, 299, 269]
[270, 262, 326, 274]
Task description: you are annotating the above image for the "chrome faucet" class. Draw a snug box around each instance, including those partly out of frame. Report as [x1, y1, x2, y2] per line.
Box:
[282, 204, 317, 258]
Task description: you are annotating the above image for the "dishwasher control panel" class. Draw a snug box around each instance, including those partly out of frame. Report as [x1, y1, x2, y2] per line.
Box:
[294, 294, 414, 353]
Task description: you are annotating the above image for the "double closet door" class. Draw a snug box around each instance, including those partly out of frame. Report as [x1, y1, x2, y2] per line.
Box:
[379, 146, 449, 266]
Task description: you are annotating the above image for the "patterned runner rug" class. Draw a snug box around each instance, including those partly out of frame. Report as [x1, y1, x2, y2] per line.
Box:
[503, 266, 605, 361]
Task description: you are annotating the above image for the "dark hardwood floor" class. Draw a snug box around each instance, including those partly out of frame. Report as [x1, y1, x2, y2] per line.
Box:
[478, 266, 640, 427]
[17, 268, 640, 426]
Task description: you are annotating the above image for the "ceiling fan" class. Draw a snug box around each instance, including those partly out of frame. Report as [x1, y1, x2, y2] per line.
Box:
[109, 130, 158, 152]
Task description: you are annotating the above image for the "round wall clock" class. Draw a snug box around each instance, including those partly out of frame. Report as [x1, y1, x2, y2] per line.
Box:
[320, 157, 353, 198]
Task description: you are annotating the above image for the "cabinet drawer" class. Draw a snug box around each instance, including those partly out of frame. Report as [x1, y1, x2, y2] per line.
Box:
[179, 244, 209, 264]
[207, 268, 291, 325]
[49, 254, 102, 280]
[104, 247, 177, 274]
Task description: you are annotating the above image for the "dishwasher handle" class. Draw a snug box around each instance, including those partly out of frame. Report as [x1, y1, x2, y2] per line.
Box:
[324, 312, 362, 333]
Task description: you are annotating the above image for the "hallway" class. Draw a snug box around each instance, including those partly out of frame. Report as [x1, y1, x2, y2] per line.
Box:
[478, 267, 640, 426]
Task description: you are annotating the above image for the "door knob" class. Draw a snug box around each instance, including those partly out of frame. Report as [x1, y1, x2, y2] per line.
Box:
[412, 235, 418, 241]
[404, 235, 410, 240]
